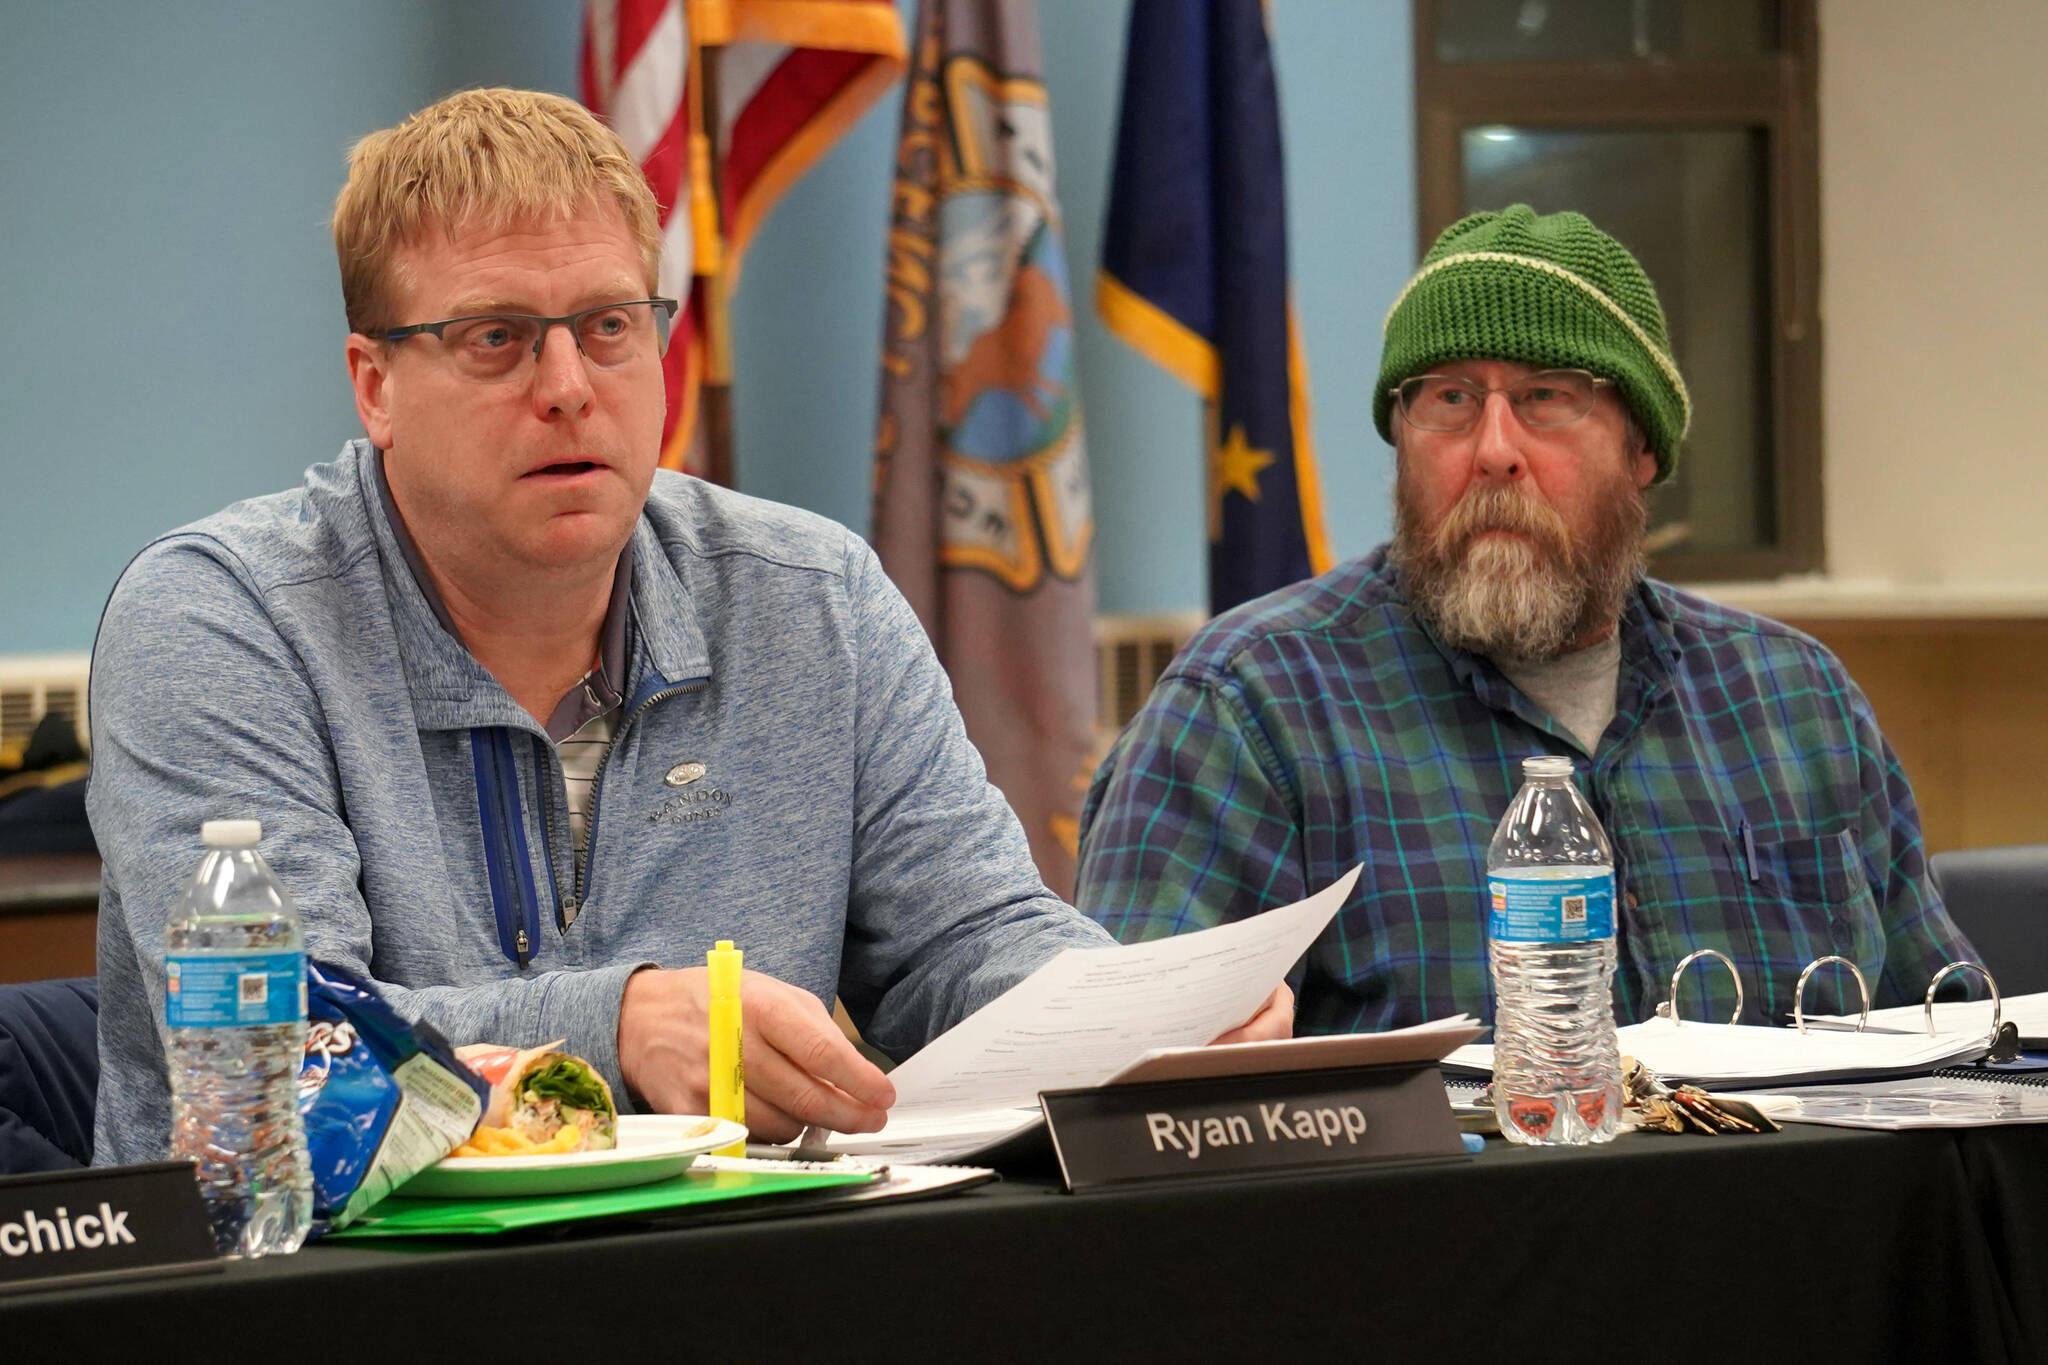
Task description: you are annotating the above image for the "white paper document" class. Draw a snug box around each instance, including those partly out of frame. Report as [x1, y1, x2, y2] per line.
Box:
[1814, 991, 2048, 1046]
[694, 1154, 997, 1204]
[1446, 1014, 1988, 1088]
[826, 866, 1362, 1162]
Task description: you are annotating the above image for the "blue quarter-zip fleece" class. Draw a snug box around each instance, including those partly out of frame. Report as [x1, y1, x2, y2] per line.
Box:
[88, 440, 1112, 1165]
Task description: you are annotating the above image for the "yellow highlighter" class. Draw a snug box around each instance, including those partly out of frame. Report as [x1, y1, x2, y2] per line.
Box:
[707, 939, 746, 1156]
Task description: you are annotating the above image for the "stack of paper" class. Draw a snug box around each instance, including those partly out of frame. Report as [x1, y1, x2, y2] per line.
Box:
[1446, 1015, 1989, 1088]
[826, 868, 1363, 1163]
[1814, 991, 2048, 1046]
[1107, 1015, 1481, 1086]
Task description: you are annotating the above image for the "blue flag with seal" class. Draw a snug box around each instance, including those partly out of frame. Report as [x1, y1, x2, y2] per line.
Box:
[1097, 0, 1331, 616]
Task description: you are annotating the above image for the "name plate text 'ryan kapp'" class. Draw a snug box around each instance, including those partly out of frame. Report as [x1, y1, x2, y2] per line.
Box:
[1146, 1097, 1372, 1158]
[1040, 1063, 1468, 1193]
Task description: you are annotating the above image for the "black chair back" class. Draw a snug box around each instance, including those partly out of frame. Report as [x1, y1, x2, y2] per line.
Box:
[1930, 845, 2048, 998]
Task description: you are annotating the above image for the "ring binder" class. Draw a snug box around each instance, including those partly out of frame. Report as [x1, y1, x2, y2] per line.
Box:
[1649, 949, 2009, 1043]
[1793, 955, 1870, 1035]
[1657, 949, 1743, 1026]
[1924, 961, 2003, 1044]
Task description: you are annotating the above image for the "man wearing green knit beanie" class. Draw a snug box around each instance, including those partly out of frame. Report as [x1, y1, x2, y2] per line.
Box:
[1079, 205, 1976, 1044]
[1371, 204, 1688, 663]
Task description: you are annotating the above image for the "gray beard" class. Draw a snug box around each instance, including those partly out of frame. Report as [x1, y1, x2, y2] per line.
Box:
[1391, 473, 1648, 662]
[1413, 534, 1589, 659]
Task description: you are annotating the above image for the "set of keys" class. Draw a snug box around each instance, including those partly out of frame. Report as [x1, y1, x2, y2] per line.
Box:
[1621, 1057, 1782, 1136]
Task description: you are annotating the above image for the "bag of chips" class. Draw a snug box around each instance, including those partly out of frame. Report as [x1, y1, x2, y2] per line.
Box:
[297, 962, 489, 1233]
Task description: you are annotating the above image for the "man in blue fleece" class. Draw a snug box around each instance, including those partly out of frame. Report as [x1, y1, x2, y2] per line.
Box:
[88, 88, 1286, 1165]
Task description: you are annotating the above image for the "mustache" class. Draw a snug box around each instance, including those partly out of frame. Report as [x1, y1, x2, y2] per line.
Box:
[1427, 483, 1576, 569]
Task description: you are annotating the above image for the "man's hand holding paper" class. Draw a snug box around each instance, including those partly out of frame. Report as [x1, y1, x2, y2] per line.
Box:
[817, 868, 1359, 1160]
[623, 949, 1292, 1145]
[1214, 984, 1295, 1045]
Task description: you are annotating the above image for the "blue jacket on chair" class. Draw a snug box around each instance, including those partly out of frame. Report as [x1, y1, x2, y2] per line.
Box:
[0, 978, 98, 1172]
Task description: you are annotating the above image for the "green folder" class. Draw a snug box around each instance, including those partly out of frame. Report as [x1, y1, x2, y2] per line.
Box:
[328, 1166, 878, 1238]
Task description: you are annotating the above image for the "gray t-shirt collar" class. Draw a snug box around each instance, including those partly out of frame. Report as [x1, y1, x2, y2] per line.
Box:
[1493, 630, 1624, 757]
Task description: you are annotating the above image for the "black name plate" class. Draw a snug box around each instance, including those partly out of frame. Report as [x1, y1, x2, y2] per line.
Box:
[1041, 1062, 1466, 1193]
[0, 1162, 219, 1294]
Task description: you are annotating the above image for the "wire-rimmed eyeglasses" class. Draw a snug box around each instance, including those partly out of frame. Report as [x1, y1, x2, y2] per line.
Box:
[1389, 368, 1614, 432]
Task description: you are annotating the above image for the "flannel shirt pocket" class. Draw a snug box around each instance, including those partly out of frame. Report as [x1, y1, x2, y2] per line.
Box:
[1761, 828, 1869, 904]
[1751, 827, 1883, 994]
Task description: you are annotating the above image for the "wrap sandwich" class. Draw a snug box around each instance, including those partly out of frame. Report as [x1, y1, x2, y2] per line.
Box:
[456, 1041, 619, 1153]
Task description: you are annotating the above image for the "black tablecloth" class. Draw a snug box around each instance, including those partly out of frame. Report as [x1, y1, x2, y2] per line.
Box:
[6, 1123, 2046, 1364]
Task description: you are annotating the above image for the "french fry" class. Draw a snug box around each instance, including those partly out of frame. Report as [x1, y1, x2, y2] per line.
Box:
[447, 1122, 595, 1159]
[533, 1127, 584, 1154]
[449, 1125, 541, 1159]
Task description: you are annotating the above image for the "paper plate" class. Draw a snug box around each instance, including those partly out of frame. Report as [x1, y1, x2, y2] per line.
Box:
[400, 1114, 747, 1198]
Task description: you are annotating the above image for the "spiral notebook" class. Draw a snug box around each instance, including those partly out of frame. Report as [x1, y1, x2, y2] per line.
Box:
[1929, 1053, 2048, 1086]
[1723, 1070, 2048, 1130]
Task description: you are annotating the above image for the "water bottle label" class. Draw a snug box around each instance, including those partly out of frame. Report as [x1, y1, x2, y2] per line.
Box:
[165, 951, 305, 1027]
[1487, 873, 1615, 943]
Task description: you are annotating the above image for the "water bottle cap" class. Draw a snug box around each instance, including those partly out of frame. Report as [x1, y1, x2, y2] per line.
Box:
[200, 819, 262, 848]
[1521, 755, 1574, 779]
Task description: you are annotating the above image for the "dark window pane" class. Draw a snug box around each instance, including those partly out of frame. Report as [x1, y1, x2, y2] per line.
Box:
[1436, 0, 1778, 62]
[1460, 127, 1771, 555]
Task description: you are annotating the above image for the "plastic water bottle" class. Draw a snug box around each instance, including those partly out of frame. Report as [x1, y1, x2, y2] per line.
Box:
[1486, 756, 1622, 1146]
[164, 820, 313, 1256]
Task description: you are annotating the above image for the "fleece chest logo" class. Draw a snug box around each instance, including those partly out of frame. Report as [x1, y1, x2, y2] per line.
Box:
[650, 761, 734, 826]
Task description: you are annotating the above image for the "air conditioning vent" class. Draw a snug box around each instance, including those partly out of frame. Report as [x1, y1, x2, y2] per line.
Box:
[0, 654, 92, 763]
[1093, 612, 1204, 738]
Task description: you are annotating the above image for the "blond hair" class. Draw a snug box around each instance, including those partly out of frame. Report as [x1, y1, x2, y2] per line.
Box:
[333, 88, 662, 334]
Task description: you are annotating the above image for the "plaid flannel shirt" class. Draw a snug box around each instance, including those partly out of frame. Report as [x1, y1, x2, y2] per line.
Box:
[1076, 548, 1976, 1033]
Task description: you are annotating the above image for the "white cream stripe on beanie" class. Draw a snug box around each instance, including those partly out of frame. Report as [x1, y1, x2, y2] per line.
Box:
[1373, 206, 1692, 482]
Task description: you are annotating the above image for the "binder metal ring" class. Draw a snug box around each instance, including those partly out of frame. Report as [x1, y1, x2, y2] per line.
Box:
[1923, 960, 2003, 1045]
[1793, 955, 1870, 1034]
[1658, 948, 1743, 1026]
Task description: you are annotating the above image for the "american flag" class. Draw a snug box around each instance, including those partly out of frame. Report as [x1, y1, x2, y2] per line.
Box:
[582, 0, 906, 476]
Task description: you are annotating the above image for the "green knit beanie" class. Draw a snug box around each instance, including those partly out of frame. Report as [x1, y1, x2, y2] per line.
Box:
[1373, 205, 1690, 482]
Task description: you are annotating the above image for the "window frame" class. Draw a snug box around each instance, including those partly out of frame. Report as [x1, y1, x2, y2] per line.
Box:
[1412, 0, 1822, 580]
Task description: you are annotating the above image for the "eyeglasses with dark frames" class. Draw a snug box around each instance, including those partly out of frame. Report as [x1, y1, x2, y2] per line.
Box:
[380, 298, 679, 381]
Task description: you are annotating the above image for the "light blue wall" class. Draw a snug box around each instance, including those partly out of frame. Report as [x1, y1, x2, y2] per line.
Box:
[0, 0, 1413, 653]
[0, 0, 582, 653]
